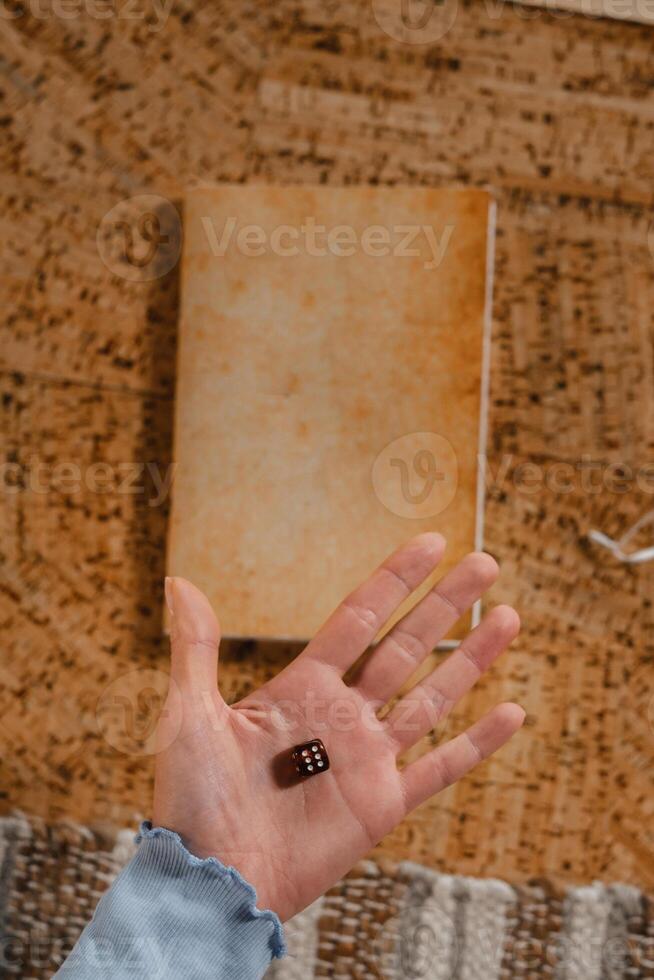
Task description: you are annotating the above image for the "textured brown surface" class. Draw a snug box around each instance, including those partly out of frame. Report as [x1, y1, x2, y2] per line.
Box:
[1, 0, 654, 890]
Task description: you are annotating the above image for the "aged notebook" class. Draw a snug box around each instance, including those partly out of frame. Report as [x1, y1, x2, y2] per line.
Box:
[168, 185, 494, 642]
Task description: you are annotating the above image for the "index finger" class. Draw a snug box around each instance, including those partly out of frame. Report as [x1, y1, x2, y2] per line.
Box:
[302, 533, 446, 673]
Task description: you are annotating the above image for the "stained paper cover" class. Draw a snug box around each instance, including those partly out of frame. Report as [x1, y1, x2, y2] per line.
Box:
[168, 185, 494, 642]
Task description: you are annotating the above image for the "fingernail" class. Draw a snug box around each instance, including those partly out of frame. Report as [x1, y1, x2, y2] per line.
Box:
[164, 577, 175, 616]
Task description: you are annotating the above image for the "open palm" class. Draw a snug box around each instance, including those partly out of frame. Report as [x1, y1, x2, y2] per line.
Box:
[153, 533, 524, 922]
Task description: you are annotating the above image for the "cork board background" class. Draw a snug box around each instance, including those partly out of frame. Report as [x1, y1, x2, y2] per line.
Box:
[169, 184, 491, 642]
[1, 0, 653, 889]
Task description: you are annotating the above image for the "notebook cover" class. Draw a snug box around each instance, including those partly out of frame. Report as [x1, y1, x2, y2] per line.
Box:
[168, 185, 494, 642]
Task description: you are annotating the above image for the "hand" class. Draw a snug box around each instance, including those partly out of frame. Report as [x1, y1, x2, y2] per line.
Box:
[153, 533, 524, 922]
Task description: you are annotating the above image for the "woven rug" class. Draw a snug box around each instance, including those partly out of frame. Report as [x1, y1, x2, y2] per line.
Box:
[1, 814, 652, 979]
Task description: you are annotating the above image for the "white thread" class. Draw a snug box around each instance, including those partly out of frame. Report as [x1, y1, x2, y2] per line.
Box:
[589, 508, 654, 564]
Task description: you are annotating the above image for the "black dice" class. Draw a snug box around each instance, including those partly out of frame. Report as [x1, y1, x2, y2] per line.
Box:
[292, 739, 330, 780]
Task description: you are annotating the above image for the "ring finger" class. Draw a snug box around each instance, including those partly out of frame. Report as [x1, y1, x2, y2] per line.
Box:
[384, 604, 520, 752]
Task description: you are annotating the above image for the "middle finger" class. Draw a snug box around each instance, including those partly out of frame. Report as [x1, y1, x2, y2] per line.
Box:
[350, 551, 499, 703]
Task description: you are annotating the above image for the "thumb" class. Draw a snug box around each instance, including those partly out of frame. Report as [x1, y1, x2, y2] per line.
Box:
[165, 576, 221, 697]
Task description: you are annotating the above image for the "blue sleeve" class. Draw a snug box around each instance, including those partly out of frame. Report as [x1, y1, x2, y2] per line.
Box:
[54, 822, 286, 979]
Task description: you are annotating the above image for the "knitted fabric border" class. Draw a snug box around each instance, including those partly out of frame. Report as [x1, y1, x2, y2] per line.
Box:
[1, 812, 652, 979]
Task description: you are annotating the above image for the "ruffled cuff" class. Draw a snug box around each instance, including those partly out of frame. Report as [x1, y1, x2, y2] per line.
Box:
[55, 821, 285, 979]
